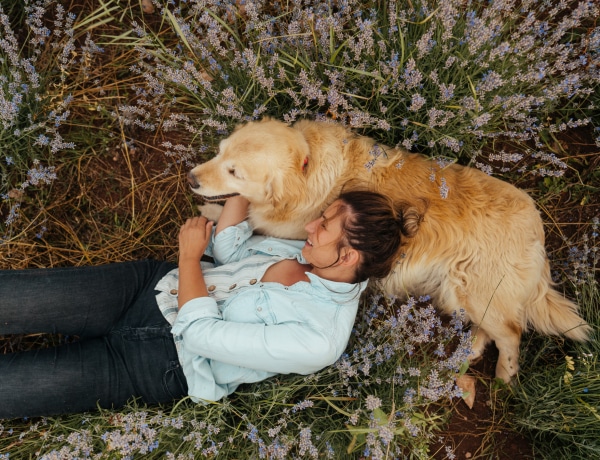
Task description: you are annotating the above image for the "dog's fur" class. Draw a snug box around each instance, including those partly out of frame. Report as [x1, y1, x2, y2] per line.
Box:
[188, 118, 591, 382]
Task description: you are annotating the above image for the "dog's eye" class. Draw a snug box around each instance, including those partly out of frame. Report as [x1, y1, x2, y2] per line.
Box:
[228, 168, 237, 177]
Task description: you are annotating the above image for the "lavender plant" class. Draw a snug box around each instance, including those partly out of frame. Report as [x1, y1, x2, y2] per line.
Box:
[0, 0, 106, 241]
[0, 295, 471, 458]
[561, 217, 599, 291]
[123, 0, 599, 177]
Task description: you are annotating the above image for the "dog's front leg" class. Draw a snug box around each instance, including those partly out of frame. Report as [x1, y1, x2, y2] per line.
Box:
[198, 203, 224, 222]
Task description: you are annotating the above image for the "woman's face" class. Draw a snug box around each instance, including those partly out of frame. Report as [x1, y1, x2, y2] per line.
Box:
[302, 200, 347, 268]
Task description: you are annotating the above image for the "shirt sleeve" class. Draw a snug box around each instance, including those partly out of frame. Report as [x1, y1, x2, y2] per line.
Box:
[211, 221, 268, 265]
[171, 297, 338, 376]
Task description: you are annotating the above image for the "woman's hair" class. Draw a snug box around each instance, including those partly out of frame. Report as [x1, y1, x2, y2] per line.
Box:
[336, 190, 423, 283]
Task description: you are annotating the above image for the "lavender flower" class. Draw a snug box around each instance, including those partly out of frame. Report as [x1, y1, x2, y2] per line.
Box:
[365, 394, 382, 410]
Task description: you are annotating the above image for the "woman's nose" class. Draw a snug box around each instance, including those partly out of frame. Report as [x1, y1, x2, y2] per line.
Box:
[305, 218, 317, 233]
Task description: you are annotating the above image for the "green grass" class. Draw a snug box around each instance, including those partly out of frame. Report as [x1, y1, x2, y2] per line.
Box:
[510, 259, 600, 459]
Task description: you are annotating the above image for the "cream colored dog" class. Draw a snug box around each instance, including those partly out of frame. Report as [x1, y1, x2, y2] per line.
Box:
[187, 118, 590, 382]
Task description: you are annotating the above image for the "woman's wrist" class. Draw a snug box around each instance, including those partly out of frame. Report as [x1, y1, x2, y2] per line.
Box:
[178, 255, 203, 265]
[177, 259, 209, 308]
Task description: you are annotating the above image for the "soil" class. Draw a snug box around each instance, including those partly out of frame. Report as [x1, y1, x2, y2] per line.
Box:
[432, 348, 536, 459]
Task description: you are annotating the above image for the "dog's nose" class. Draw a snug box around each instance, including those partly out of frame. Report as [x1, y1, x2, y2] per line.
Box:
[187, 171, 200, 189]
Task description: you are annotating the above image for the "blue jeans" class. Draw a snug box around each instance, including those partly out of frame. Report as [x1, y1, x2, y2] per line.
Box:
[0, 259, 188, 419]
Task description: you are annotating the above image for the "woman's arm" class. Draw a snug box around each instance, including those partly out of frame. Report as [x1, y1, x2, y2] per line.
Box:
[178, 216, 214, 309]
[215, 196, 250, 235]
[173, 303, 339, 374]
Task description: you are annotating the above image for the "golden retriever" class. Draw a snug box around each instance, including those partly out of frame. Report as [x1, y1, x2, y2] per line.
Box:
[187, 117, 590, 382]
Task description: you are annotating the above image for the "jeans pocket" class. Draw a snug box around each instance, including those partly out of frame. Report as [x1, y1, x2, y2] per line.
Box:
[163, 360, 188, 400]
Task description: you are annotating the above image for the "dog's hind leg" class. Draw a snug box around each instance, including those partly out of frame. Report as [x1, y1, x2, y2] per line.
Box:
[445, 280, 520, 382]
[487, 321, 523, 383]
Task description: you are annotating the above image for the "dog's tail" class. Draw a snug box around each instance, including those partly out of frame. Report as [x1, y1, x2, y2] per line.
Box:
[527, 265, 591, 341]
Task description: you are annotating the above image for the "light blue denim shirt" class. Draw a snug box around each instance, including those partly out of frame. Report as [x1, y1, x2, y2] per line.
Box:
[155, 221, 367, 403]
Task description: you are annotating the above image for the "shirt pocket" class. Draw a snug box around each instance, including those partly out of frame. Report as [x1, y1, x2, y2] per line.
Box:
[222, 290, 277, 325]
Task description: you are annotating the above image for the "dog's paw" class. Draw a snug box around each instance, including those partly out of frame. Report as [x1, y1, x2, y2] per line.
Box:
[198, 203, 224, 222]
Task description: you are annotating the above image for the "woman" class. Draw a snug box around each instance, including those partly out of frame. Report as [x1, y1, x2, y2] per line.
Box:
[0, 191, 419, 418]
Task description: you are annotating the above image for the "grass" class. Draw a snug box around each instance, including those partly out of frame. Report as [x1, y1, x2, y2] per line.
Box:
[510, 236, 600, 460]
[0, 0, 599, 458]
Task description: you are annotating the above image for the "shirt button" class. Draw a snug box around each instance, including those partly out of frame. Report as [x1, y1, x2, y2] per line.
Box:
[229, 283, 237, 290]
[249, 278, 257, 285]
[169, 289, 178, 295]
[257, 306, 263, 312]
[207, 285, 216, 292]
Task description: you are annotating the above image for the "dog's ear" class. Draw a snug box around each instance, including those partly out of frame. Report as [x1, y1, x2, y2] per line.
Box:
[289, 138, 311, 173]
[265, 174, 284, 205]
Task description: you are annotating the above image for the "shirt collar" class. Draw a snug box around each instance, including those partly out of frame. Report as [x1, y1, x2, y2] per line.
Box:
[249, 237, 368, 300]
[305, 271, 368, 301]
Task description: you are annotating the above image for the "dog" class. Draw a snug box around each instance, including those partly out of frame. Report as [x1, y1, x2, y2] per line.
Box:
[187, 117, 591, 382]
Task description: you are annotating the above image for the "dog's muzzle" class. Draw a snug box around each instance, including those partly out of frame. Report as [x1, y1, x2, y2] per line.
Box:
[187, 171, 240, 201]
[187, 171, 201, 189]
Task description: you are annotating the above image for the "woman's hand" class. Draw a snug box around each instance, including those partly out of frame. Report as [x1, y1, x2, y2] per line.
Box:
[177, 216, 213, 308]
[178, 216, 214, 263]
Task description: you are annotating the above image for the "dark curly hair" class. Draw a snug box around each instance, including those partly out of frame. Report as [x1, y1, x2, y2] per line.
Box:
[334, 190, 423, 283]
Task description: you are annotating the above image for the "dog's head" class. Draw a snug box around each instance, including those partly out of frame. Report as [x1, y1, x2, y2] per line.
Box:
[187, 118, 310, 207]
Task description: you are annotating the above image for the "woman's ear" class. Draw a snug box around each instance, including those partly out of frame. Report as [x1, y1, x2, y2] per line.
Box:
[341, 247, 360, 267]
